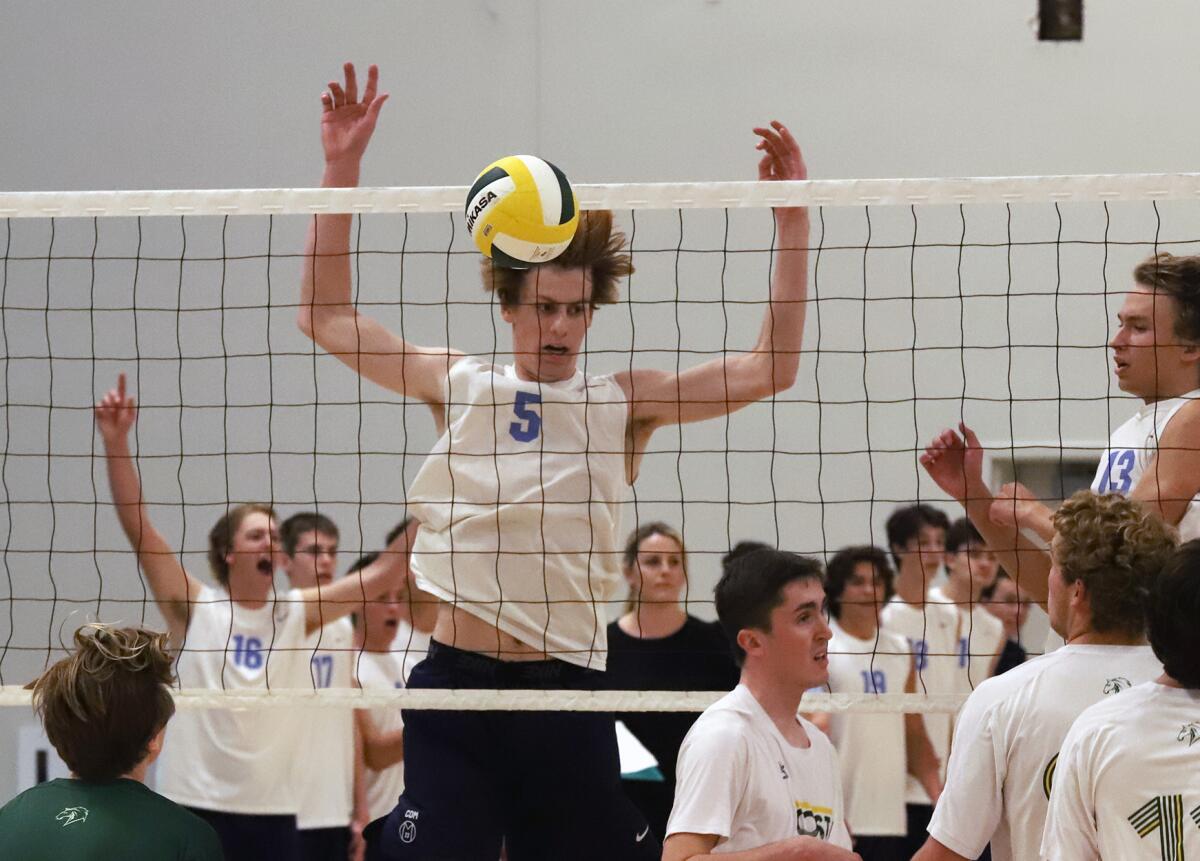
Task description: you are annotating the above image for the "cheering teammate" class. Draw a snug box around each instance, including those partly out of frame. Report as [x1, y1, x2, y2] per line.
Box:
[299, 62, 809, 859]
[95, 374, 407, 861]
[1042, 538, 1200, 859]
[878, 504, 957, 853]
[819, 545, 941, 860]
[279, 512, 365, 861]
[912, 491, 1175, 861]
[923, 253, 1200, 609]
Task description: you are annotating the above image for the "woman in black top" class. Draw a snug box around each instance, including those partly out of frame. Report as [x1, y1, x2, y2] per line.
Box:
[605, 522, 740, 840]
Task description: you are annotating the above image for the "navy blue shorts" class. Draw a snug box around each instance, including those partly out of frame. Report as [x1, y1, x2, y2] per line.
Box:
[368, 641, 660, 861]
[184, 808, 299, 861]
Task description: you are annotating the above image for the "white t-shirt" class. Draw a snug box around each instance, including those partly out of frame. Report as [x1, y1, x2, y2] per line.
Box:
[824, 621, 911, 837]
[928, 643, 1162, 861]
[296, 616, 355, 830]
[407, 357, 628, 670]
[1093, 389, 1200, 540]
[928, 585, 1005, 693]
[667, 685, 852, 853]
[1042, 681, 1200, 861]
[355, 649, 408, 824]
[158, 584, 310, 814]
[880, 597, 960, 804]
[385, 618, 431, 683]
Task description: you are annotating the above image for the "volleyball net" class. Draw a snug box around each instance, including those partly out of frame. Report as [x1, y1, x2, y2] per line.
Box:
[3, 173, 1199, 713]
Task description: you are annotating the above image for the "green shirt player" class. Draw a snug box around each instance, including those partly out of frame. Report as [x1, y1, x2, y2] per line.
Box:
[0, 624, 222, 861]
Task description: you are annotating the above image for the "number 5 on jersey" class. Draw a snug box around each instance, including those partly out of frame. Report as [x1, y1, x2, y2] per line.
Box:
[510, 391, 542, 442]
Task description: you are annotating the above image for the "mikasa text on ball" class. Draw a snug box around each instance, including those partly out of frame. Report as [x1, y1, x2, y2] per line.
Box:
[464, 155, 580, 269]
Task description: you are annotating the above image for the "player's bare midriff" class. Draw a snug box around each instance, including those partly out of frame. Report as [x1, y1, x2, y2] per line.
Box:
[432, 603, 555, 662]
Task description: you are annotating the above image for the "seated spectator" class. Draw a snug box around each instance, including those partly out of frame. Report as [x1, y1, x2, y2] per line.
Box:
[0, 624, 222, 860]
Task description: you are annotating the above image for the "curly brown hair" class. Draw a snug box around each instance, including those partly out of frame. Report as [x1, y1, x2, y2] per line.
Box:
[30, 624, 175, 781]
[480, 210, 633, 310]
[1051, 491, 1177, 636]
[1133, 252, 1200, 343]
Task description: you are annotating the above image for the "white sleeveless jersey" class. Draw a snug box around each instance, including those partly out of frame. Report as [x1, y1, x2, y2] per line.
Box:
[296, 616, 355, 830]
[1093, 389, 1200, 540]
[928, 643, 1162, 861]
[355, 649, 408, 824]
[928, 585, 1005, 693]
[1043, 682, 1200, 861]
[879, 597, 960, 804]
[824, 622, 911, 836]
[157, 584, 309, 814]
[407, 357, 628, 670]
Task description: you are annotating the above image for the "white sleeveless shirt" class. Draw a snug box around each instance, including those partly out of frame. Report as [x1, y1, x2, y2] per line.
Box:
[824, 622, 911, 836]
[406, 357, 628, 670]
[1092, 389, 1200, 539]
[295, 616, 355, 830]
[157, 584, 309, 814]
[355, 649, 409, 824]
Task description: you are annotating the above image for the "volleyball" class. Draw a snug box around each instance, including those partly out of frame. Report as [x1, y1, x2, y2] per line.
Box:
[464, 154, 580, 269]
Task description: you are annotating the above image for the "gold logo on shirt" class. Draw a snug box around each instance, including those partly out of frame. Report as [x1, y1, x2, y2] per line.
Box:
[794, 801, 833, 840]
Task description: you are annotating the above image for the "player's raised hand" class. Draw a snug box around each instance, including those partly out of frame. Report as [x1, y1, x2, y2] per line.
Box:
[920, 422, 986, 504]
[320, 63, 389, 167]
[754, 120, 806, 182]
[94, 373, 137, 445]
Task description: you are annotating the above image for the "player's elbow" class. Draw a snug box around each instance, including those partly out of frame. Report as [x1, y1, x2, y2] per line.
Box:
[296, 306, 318, 342]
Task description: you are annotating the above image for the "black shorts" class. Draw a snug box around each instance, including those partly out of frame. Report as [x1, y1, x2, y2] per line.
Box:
[184, 808, 299, 861]
[299, 825, 350, 860]
[367, 640, 660, 861]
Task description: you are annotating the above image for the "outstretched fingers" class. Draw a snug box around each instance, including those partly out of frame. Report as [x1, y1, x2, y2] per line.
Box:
[344, 62, 358, 105]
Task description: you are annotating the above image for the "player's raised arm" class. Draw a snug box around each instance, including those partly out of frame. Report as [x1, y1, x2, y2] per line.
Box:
[95, 374, 201, 644]
[920, 424, 1052, 607]
[297, 62, 460, 411]
[619, 121, 808, 433]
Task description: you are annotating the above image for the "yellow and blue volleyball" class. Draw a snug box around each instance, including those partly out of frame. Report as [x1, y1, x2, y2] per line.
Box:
[464, 155, 579, 269]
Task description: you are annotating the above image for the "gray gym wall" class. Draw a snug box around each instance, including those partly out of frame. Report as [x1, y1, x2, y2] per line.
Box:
[2, 0, 1196, 799]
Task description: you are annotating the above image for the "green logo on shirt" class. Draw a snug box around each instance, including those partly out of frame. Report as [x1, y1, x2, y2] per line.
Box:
[55, 806, 88, 827]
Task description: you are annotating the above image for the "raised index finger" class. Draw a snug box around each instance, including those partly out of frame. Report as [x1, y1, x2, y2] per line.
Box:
[344, 62, 359, 104]
[117, 372, 126, 401]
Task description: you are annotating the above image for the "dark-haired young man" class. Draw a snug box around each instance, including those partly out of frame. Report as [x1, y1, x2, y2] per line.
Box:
[819, 545, 940, 861]
[302, 63, 811, 860]
[1042, 538, 1200, 860]
[0, 625, 222, 860]
[928, 519, 1005, 688]
[280, 511, 366, 861]
[913, 491, 1175, 861]
[879, 504, 958, 853]
[663, 544, 858, 860]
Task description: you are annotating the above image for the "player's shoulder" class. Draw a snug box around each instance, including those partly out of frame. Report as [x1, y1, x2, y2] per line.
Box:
[691, 686, 759, 738]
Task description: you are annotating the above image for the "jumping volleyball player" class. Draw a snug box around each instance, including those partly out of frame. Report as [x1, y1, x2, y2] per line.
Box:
[299, 63, 810, 859]
[921, 253, 1200, 609]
